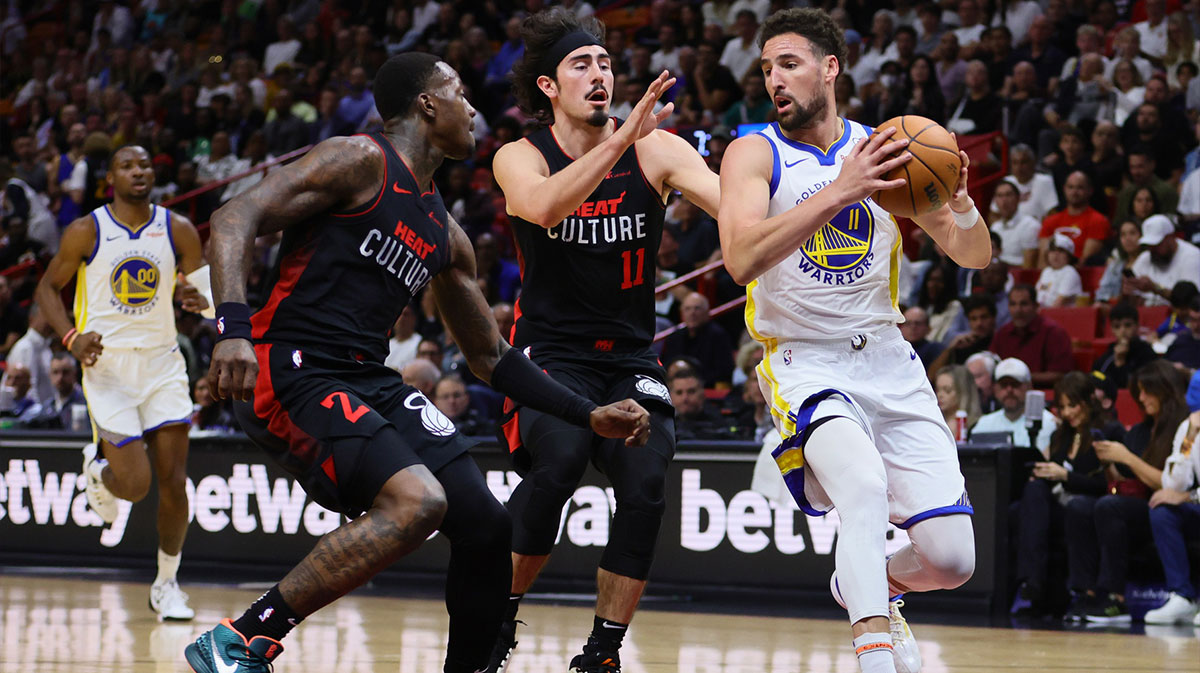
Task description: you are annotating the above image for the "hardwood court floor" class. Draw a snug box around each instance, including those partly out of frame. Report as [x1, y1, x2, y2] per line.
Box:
[0, 575, 1195, 672]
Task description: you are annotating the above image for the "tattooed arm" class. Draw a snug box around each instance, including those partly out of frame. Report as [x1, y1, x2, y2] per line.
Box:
[207, 136, 384, 400]
[428, 215, 508, 377]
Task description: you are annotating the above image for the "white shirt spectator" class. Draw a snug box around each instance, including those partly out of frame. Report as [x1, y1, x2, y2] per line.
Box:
[1134, 18, 1169, 59]
[92, 2, 134, 47]
[728, 0, 770, 22]
[410, 1, 442, 38]
[561, 0, 595, 18]
[197, 82, 236, 108]
[721, 36, 759, 82]
[990, 213, 1041, 266]
[384, 332, 423, 373]
[6, 328, 53, 405]
[1037, 265, 1083, 306]
[149, 181, 178, 203]
[650, 47, 681, 76]
[954, 23, 987, 48]
[1178, 168, 1200, 218]
[991, 0, 1042, 45]
[1060, 54, 1111, 81]
[196, 153, 244, 187]
[1011, 172, 1059, 221]
[1131, 240, 1200, 306]
[222, 155, 276, 203]
[1162, 417, 1200, 492]
[1113, 85, 1146, 127]
[971, 408, 1058, 453]
[1105, 56, 1153, 83]
[263, 37, 301, 76]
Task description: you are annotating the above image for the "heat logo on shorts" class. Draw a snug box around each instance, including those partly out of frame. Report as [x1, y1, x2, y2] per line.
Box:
[109, 256, 160, 310]
[800, 202, 873, 272]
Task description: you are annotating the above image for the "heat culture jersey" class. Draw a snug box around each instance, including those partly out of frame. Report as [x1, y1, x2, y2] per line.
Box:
[746, 119, 904, 343]
[75, 204, 178, 349]
[508, 119, 666, 348]
[251, 133, 452, 362]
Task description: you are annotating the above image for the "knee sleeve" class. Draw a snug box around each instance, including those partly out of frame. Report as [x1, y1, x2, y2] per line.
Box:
[599, 414, 673, 580]
[891, 514, 976, 592]
[508, 413, 593, 556]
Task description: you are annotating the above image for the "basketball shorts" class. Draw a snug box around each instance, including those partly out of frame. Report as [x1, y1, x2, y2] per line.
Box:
[82, 344, 193, 445]
[758, 327, 972, 528]
[234, 343, 474, 517]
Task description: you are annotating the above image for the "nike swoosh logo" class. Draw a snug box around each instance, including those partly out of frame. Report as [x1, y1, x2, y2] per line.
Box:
[910, 352, 917, 360]
[601, 621, 625, 629]
[784, 158, 808, 167]
[212, 640, 239, 673]
[393, 182, 412, 194]
[106, 235, 121, 241]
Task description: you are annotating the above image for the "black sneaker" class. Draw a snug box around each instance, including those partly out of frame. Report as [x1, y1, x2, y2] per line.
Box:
[484, 619, 521, 673]
[1064, 593, 1095, 622]
[569, 639, 621, 672]
[1085, 594, 1131, 624]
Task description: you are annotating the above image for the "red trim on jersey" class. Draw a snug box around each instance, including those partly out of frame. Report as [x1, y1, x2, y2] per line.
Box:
[547, 125, 577, 161]
[501, 400, 521, 454]
[631, 141, 668, 209]
[331, 134, 388, 218]
[251, 244, 317, 339]
[509, 297, 522, 343]
[321, 455, 338, 485]
[392, 146, 435, 196]
[252, 343, 320, 464]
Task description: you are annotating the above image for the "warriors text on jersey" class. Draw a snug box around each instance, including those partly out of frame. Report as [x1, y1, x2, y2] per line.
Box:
[76, 204, 178, 349]
[746, 119, 904, 342]
[508, 119, 666, 348]
[250, 133, 452, 361]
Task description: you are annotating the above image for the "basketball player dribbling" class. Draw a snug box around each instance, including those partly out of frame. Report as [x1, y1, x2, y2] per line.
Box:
[34, 144, 209, 622]
[487, 8, 721, 673]
[185, 53, 649, 673]
[718, 10, 992, 673]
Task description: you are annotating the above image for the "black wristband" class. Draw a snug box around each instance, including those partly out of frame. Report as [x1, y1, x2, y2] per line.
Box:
[215, 302, 253, 342]
[491, 348, 597, 427]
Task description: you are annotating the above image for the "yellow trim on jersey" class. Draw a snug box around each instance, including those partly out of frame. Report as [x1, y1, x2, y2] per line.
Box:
[788, 117, 848, 154]
[775, 447, 804, 474]
[74, 262, 89, 332]
[744, 280, 796, 438]
[888, 215, 902, 311]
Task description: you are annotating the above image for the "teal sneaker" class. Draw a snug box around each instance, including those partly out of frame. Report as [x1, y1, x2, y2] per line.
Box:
[185, 619, 283, 672]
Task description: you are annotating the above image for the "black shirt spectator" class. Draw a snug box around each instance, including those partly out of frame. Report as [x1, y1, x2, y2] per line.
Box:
[263, 90, 312, 156]
[1093, 302, 1159, 390]
[669, 369, 727, 440]
[899, 305, 945, 368]
[661, 292, 734, 388]
[669, 200, 721, 273]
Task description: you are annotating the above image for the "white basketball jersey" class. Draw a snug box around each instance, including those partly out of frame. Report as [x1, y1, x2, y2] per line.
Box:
[75, 204, 178, 349]
[745, 120, 904, 342]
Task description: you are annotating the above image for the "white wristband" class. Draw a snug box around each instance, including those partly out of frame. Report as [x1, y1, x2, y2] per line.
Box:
[952, 199, 980, 230]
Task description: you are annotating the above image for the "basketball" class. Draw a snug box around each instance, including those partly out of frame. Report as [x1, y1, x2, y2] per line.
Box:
[870, 116, 962, 219]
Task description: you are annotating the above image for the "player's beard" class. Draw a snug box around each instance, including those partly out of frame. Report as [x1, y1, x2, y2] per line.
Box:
[586, 108, 610, 127]
[778, 90, 828, 132]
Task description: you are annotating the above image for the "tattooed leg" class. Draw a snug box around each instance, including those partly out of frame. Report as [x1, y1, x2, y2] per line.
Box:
[277, 465, 448, 616]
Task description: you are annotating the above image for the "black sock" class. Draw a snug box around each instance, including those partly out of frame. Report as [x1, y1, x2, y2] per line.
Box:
[504, 593, 524, 622]
[232, 585, 303, 642]
[589, 615, 628, 651]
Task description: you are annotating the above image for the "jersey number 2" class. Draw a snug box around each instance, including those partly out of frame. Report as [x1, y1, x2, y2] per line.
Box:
[621, 248, 645, 290]
[321, 392, 370, 423]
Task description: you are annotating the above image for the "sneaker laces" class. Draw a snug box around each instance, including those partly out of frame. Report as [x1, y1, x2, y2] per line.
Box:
[889, 600, 910, 639]
[227, 643, 275, 673]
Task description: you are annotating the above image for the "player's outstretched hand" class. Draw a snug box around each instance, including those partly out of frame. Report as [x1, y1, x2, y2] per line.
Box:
[175, 273, 210, 313]
[618, 70, 676, 148]
[590, 398, 651, 447]
[948, 133, 972, 212]
[210, 339, 258, 401]
[834, 125, 911, 206]
[71, 331, 103, 366]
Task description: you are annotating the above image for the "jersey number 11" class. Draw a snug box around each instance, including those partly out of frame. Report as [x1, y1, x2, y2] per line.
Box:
[621, 248, 645, 290]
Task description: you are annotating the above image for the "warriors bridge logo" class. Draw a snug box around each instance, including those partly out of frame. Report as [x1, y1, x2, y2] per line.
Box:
[797, 201, 876, 285]
[108, 255, 161, 313]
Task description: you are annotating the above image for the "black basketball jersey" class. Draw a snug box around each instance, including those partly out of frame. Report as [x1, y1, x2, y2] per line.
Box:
[509, 120, 666, 349]
[251, 133, 452, 362]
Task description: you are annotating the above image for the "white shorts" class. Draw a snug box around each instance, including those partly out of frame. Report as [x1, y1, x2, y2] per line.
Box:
[82, 344, 192, 446]
[758, 327, 971, 528]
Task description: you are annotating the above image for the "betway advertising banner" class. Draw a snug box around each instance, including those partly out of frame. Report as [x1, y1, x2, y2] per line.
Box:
[0, 436, 999, 602]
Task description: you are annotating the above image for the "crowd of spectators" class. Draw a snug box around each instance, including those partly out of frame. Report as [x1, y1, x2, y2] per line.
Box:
[2, 0, 1200, 625]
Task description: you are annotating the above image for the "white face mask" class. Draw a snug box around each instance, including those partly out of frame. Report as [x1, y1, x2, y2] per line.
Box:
[880, 73, 897, 89]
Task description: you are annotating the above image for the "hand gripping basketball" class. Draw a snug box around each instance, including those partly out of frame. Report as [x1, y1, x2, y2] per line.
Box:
[832, 126, 911, 207]
[210, 338, 258, 401]
[590, 398, 652, 447]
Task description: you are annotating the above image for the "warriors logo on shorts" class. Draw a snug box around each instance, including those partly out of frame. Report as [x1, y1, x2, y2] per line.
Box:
[798, 201, 876, 283]
[108, 253, 163, 314]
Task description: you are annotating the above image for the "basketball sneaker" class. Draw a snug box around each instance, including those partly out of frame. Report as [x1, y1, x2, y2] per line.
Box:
[1143, 593, 1199, 625]
[185, 619, 283, 673]
[150, 579, 195, 621]
[82, 443, 117, 523]
[568, 638, 621, 672]
[484, 619, 521, 672]
[888, 599, 922, 673]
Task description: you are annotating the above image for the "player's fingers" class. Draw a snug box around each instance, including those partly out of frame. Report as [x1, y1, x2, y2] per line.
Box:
[654, 102, 675, 123]
[866, 126, 897, 151]
[873, 138, 909, 159]
[876, 177, 907, 191]
[239, 361, 257, 401]
[877, 153, 912, 174]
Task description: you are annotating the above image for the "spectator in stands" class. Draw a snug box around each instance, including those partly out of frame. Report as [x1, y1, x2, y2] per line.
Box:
[1095, 302, 1159, 391]
[194, 131, 239, 188]
[1013, 371, 1118, 616]
[1125, 215, 1200, 306]
[1008, 144, 1059, 221]
[662, 292, 734, 388]
[10, 134, 46, 195]
[1038, 171, 1109, 267]
[1079, 361, 1185, 621]
[928, 295, 997, 374]
[989, 179, 1041, 268]
[1165, 294, 1200, 373]
[975, 257, 1013, 326]
[221, 131, 272, 203]
[901, 305, 945, 368]
[18, 352, 86, 429]
[0, 275, 26, 359]
[1142, 400, 1200, 625]
[335, 67, 375, 136]
[433, 373, 493, 436]
[1133, 0, 1170, 60]
[49, 122, 87, 229]
[919, 261, 966, 342]
[982, 25, 1017, 93]
[264, 16, 301, 76]
[992, 284, 1074, 387]
[262, 89, 311, 157]
[686, 42, 740, 117]
[935, 363, 982, 431]
[5, 302, 52, 404]
[1115, 148, 1179, 226]
[887, 54, 947, 123]
[1048, 127, 1100, 209]
[721, 71, 772, 127]
[400, 357, 441, 399]
[1127, 186, 1163, 228]
[720, 10, 760, 82]
[492, 302, 514, 343]
[966, 350, 1000, 413]
[1048, 55, 1107, 135]
[1037, 234, 1083, 306]
[1, 362, 36, 418]
[1096, 221, 1143, 302]
[473, 232, 520, 305]
[953, 0, 987, 57]
[1107, 26, 1154, 83]
[1014, 14, 1067, 92]
[1089, 121, 1125, 200]
[670, 368, 726, 440]
[934, 32, 967, 108]
[190, 374, 236, 435]
[947, 60, 1000, 134]
[384, 305, 422, 374]
[915, 2, 947, 55]
[668, 199, 721, 273]
[1109, 59, 1146, 127]
[970, 357, 1057, 449]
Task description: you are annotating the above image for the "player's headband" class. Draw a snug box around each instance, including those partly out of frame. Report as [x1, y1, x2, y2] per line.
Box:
[541, 30, 604, 77]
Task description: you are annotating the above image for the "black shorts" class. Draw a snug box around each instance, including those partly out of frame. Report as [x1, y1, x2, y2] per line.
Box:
[500, 342, 674, 465]
[235, 343, 474, 517]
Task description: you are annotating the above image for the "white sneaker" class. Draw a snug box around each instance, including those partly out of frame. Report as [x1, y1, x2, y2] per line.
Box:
[149, 579, 195, 621]
[81, 443, 117, 523]
[889, 599, 922, 673]
[1193, 607, 1200, 627]
[1143, 593, 1199, 625]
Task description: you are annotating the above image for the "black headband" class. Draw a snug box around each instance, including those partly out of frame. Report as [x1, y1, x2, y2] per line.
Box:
[541, 30, 603, 76]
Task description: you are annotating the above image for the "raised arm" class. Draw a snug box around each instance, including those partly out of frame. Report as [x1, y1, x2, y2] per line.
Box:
[642, 129, 721, 217]
[494, 71, 675, 229]
[33, 216, 103, 365]
[718, 127, 911, 285]
[910, 142, 992, 270]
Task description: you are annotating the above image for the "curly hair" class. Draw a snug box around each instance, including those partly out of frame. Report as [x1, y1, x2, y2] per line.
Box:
[511, 7, 606, 124]
[758, 8, 847, 76]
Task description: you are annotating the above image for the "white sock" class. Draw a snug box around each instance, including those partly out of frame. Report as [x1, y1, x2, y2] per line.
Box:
[155, 548, 181, 586]
[853, 632, 896, 673]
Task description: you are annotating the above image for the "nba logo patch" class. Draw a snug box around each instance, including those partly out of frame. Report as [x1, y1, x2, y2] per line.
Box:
[292, 350, 303, 369]
[783, 349, 792, 366]
[216, 316, 225, 334]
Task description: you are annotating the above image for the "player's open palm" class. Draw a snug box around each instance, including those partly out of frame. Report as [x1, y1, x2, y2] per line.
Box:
[620, 70, 676, 146]
[210, 339, 258, 401]
[591, 398, 652, 447]
[71, 332, 103, 366]
[834, 126, 911, 206]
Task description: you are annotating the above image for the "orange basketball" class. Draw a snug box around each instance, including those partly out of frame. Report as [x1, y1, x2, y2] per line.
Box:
[870, 116, 962, 219]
